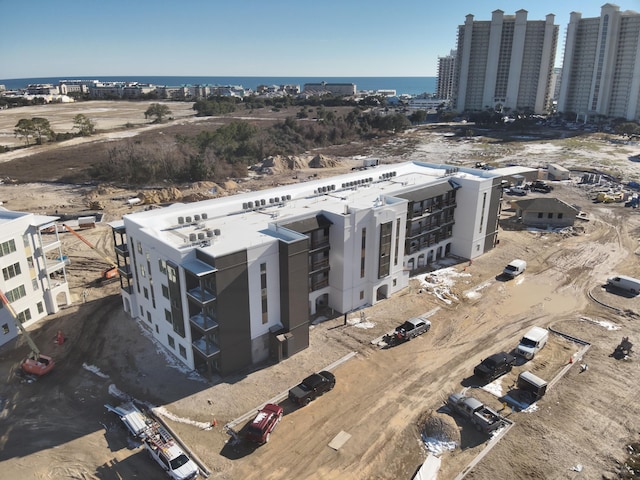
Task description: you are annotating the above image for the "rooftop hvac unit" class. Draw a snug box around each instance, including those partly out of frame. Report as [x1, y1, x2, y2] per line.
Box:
[185, 216, 192, 223]
[269, 198, 274, 204]
[198, 232, 205, 240]
[214, 229, 221, 236]
[287, 194, 291, 200]
[275, 196, 280, 202]
[189, 233, 197, 242]
[206, 229, 214, 238]
[194, 214, 201, 222]
[243, 202, 248, 209]
[261, 199, 266, 206]
[201, 213, 208, 220]
[178, 216, 184, 224]
[248, 201, 254, 209]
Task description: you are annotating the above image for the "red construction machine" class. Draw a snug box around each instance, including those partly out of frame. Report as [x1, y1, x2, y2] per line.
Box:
[0, 289, 55, 377]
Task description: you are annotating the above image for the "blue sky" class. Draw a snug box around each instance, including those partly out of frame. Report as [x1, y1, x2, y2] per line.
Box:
[0, 0, 636, 79]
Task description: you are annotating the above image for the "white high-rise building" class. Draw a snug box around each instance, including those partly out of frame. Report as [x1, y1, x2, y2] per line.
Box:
[454, 9, 558, 114]
[557, 3, 640, 122]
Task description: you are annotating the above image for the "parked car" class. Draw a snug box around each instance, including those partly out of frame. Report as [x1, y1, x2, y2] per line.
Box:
[288, 371, 336, 406]
[509, 186, 527, 196]
[607, 275, 640, 295]
[244, 403, 283, 444]
[474, 352, 516, 382]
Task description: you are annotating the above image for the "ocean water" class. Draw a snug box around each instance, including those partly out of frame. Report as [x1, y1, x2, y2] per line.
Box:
[0, 76, 437, 96]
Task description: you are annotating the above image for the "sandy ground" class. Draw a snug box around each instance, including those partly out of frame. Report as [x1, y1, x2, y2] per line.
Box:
[0, 106, 639, 480]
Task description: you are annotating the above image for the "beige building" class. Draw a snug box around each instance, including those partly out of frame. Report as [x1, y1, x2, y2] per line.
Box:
[454, 9, 558, 114]
[557, 3, 640, 122]
[437, 50, 457, 100]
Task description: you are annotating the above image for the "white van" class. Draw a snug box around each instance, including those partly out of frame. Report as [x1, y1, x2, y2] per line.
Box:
[516, 326, 549, 359]
[607, 275, 640, 295]
[503, 259, 527, 278]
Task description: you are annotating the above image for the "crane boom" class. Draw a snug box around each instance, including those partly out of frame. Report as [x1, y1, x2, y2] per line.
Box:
[0, 289, 54, 376]
[0, 289, 40, 357]
[62, 223, 119, 269]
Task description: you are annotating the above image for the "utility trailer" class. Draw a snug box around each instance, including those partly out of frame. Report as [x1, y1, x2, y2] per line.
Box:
[106, 403, 199, 480]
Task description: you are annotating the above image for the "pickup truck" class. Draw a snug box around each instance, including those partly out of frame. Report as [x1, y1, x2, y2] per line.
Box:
[447, 393, 506, 434]
[244, 403, 284, 444]
[530, 180, 552, 193]
[473, 351, 516, 383]
[288, 371, 335, 406]
[384, 317, 431, 345]
[105, 402, 199, 480]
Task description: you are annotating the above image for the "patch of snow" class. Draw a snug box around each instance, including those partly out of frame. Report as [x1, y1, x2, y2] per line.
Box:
[579, 316, 620, 330]
[421, 434, 457, 455]
[521, 403, 539, 413]
[350, 320, 375, 329]
[481, 379, 503, 397]
[108, 384, 131, 401]
[464, 280, 492, 299]
[82, 363, 109, 379]
[152, 406, 212, 430]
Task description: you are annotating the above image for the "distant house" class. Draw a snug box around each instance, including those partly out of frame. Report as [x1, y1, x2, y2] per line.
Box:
[510, 197, 579, 228]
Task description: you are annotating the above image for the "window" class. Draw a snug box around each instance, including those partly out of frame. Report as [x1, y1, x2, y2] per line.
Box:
[2, 262, 21, 281]
[5, 285, 26, 302]
[155, 324, 159, 333]
[179, 345, 186, 358]
[137, 241, 142, 254]
[161, 284, 169, 299]
[165, 309, 172, 323]
[37, 302, 44, 314]
[22, 234, 30, 247]
[0, 239, 16, 257]
[147, 311, 152, 323]
[360, 290, 364, 300]
[260, 263, 268, 324]
[538, 212, 543, 218]
[479, 192, 487, 233]
[167, 335, 175, 349]
[159, 259, 167, 275]
[2, 323, 8, 334]
[558, 213, 563, 219]
[143, 287, 149, 299]
[360, 228, 366, 278]
[140, 264, 146, 278]
[27, 256, 34, 269]
[140, 306, 143, 316]
[32, 279, 39, 291]
[17, 309, 31, 323]
[548, 213, 553, 219]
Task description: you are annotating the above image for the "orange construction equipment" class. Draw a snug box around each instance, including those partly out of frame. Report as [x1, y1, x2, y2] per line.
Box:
[62, 223, 120, 283]
[0, 289, 55, 377]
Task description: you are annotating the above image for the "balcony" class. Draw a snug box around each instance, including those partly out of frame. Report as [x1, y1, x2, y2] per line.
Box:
[118, 264, 133, 279]
[309, 258, 330, 273]
[192, 338, 220, 358]
[190, 313, 219, 333]
[187, 287, 216, 306]
[114, 243, 129, 257]
[309, 278, 329, 292]
[309, 239, 330, 252]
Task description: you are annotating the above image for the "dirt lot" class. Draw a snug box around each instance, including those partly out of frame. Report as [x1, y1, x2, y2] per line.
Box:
[0, 104, 639, 480]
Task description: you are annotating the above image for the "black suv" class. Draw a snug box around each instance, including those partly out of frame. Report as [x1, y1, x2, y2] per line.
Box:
[474, 352, 516, 382]
[288, 371, 336, 406]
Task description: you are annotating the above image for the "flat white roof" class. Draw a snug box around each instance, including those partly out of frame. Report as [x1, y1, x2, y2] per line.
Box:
[125, 161, 500, 257]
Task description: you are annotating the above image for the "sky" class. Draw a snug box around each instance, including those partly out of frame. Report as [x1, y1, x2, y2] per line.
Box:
[1, 0, 638, 79]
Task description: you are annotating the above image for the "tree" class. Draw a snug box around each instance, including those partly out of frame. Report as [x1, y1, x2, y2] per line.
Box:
[144, 103, 172, 123]
[73, 114, 96, 136]
[30, 117, 54, 144]
[14, 118, 34, 145]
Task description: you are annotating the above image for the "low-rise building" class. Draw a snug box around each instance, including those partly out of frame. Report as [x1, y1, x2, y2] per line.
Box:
[0, 209, 71, 348]
[111, 162, 504, 376]
[510, 197, 579, 228]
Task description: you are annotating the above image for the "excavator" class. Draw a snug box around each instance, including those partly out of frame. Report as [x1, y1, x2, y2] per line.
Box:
[62, 223, 119, 284]
[0, 289, 55, 377]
